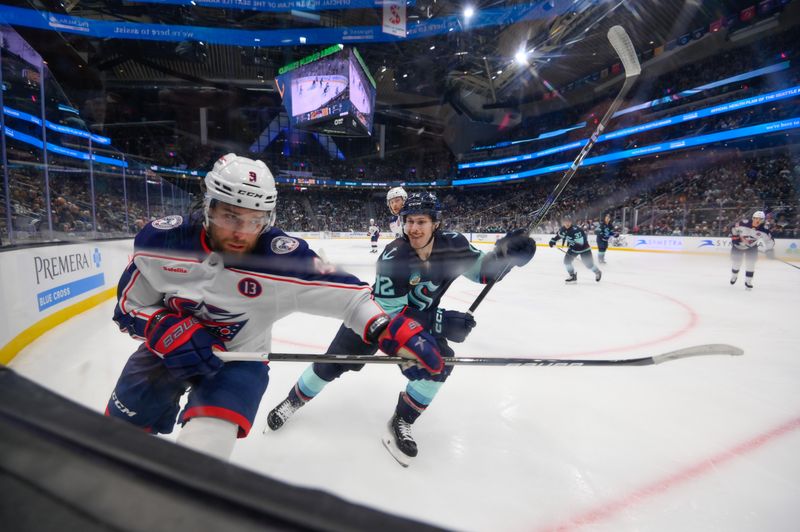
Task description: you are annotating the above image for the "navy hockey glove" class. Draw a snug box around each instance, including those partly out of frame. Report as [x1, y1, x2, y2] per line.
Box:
[549, 238, 557, 248]
[495, 229, 536, 267]
[436, 309, 476, 343]
[480, 229, 536, 283]
[378, 314, 443, 380]
[145, 310, 225, 380]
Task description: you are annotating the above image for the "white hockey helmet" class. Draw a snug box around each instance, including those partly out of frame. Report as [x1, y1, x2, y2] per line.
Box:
[752, 210, 766, 219]
[370, 218, 375, 224]
[386, 187, 408, 207]
[204, 153, 277, 230]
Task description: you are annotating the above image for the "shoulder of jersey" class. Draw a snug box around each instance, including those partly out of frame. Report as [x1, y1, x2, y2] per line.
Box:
[437, 231, 470, 250]
[380, 237, 409, 258]
[134, 215, 197, 251]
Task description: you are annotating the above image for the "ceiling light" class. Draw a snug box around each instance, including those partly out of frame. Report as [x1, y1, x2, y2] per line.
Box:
[464, 6, 475, 19]
[430, 45, 435, 50]
[515, 49, 528, 65]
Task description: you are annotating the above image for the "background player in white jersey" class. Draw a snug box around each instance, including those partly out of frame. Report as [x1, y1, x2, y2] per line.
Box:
[105, 154, 439, 460]
[386, 187, 407, 238]
[730, 210, 774, 289]
[367, 218, 380, 253]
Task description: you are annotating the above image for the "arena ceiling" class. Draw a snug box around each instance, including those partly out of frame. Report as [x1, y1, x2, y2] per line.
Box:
[6, 0, 769, 155]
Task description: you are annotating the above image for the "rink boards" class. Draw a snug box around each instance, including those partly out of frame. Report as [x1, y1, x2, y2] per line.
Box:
[1, 232, 797, 365]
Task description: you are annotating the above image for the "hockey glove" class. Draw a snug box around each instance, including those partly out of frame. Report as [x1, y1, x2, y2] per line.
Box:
[436, 309, 476, 343]
[378, 314, 443, 380]
[495, 229, 536, 267]
[549, 238, 557, 248]
[145, 310, 225, 380]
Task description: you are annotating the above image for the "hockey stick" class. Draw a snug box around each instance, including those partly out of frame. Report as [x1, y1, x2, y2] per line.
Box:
[216, 344, 742, 367]
[467, 25, 641, 315]
[778, 259, 800, 270]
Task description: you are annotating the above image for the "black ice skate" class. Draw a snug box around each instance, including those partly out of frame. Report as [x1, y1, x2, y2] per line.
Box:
[565, 272, 578, 284]
[595, 270, 602, 282]
[266, 395, 304, 432]
[730, 273, 738, 285]
[745, 280, 753, 290]
[382, 415, 417, 467]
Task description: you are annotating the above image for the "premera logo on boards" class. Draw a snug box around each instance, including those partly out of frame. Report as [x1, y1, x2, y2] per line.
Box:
[32, 246, 105, 312]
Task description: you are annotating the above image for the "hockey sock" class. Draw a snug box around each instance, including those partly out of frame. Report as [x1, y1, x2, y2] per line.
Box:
[745, 271, 754, 281]
[293, 365, 332, 402]
[396, 381, 444, 423]
[599, 252, 605, 260]
[177, 417, 238, 460]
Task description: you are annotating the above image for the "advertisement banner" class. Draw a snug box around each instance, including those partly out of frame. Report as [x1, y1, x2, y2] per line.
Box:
[382, 0, 407, 38]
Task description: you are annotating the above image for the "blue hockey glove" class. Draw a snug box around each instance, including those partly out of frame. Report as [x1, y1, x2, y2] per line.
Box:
[495, 229, 536, 267]
[549, 238, 557, 248]
[378, 314, 443, 380]
[437, 309, 476, 343]
[145, 310, 225, 380]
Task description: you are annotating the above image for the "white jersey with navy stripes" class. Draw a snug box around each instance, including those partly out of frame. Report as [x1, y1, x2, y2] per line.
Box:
[113, 215, 385, 353]
[368, 224, 380, 237]
[731, 220, 774, 251]
[389, 215, 403, 239]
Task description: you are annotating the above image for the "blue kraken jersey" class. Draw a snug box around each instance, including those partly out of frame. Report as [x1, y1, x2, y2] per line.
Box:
[372, 231, 487, 321]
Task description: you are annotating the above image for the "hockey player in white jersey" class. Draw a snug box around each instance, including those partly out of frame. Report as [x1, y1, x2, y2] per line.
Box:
[105, 154, 442, 460]
[368, 218, 380, 253]
[386, 187, 407, 238]
[730, 210, 774, 289]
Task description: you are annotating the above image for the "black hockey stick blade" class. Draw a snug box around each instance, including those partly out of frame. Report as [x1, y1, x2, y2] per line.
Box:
[217, 344, 743, 367]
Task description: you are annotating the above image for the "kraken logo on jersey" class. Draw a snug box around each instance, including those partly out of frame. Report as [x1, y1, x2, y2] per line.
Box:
[408, 280, 439, 310]
[409, 272, 421, 285]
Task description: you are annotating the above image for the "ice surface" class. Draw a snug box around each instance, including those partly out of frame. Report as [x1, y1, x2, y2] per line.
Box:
[11, 239, 800, 531]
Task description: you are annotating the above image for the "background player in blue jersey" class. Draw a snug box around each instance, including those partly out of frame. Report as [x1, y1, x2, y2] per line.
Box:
[730, 210, 774, 289]
[550, 214, 602, 284]
[106, 154, 439, 460]
[267, 192, 536, 465]
[595, 213, 619, 264]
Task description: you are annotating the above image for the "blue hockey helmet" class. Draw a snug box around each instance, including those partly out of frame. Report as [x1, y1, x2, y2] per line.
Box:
[400, 192, 442, 223]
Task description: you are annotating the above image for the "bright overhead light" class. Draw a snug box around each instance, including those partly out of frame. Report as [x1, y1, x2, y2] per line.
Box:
[515, 49, 528, 65]
[402, 73, 408, 78]
[464, 6, 474, 19]
[497, 69, 503, 75]
[430, 45, 435, 50]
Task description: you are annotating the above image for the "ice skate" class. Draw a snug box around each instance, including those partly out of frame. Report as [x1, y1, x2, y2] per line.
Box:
[266, 395, 304, 432]
[730, 273, 738, 285]
[565, 272, 577, 284]
[595, 269, 602, 282]
[382, 415, 417, 467]
[745, 280, 753, 290]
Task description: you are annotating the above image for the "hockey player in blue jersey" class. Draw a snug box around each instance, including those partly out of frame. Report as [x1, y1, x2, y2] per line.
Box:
[730, 210, 774, 289]
[386, 187, 407, 238]
[595, 213, 619, 264]
[266, 192, 536, 465]
[105, 154, 441, 460]
[550, 214, 602, 284]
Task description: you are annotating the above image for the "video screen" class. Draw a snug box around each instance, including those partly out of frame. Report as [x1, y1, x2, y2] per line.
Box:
[275, 46, 375, 136]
